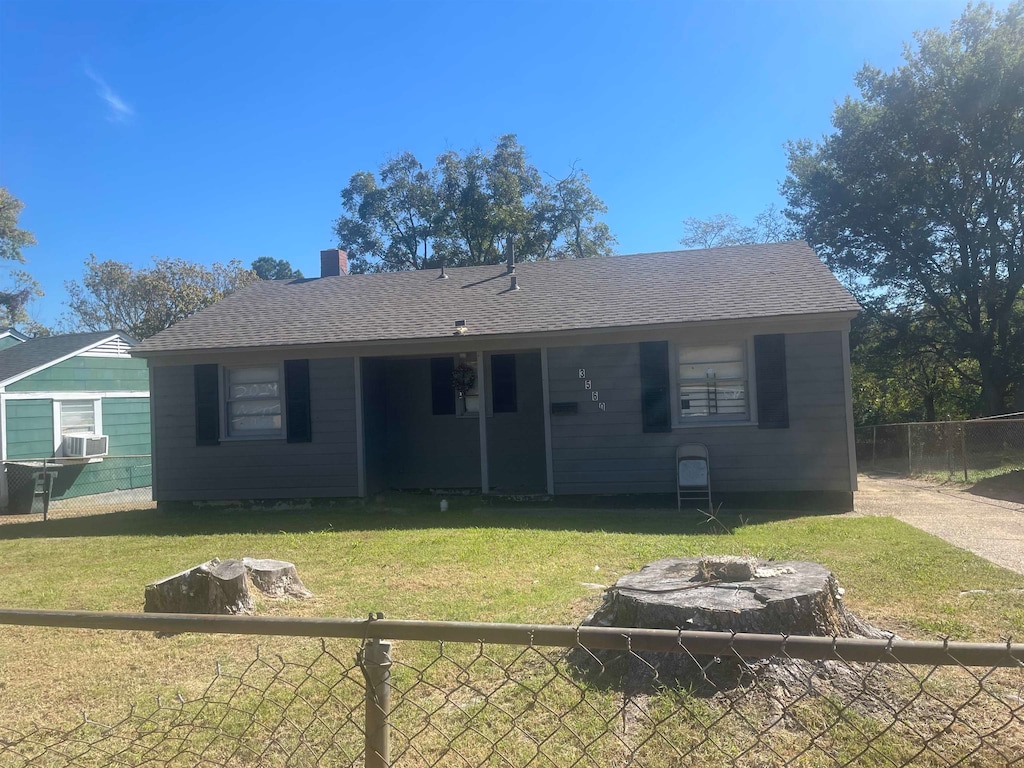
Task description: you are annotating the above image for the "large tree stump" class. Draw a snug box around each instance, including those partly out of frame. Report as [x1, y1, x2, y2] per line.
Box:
[574, 556, 886, 691]
[242, 558, 312, 599]
[144, 558, 253, 615]
[588, 556, 877, 637]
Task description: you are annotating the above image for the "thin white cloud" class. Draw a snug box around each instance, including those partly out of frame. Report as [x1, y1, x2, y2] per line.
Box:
[84, 65, 134, 122]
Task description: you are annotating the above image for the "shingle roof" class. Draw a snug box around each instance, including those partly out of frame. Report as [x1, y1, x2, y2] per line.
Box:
[0, 331, 125, 385]
[134, 241, 860, 355]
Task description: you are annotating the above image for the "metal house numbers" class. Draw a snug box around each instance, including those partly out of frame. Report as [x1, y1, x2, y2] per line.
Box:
[578, 368, 607, 412]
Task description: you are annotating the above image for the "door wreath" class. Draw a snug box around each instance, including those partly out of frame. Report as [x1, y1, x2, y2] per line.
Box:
[452, 362, 477, 397]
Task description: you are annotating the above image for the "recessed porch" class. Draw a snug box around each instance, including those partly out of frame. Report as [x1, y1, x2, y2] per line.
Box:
[360, 350, 548, 495]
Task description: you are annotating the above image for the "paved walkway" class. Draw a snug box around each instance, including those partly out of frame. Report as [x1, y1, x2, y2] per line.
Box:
[854, 474, 1024, 575]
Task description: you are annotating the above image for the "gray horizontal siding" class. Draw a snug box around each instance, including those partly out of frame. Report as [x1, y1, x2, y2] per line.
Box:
[548, 332, 853, 495]
[151, 358, 358, 501]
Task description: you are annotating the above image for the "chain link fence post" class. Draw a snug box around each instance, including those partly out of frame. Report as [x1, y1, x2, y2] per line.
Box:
[362, 637, 392, 768]
[907, 423, 913, 474]
[961, 423, 969, 482]
[872, 425, 877, 470]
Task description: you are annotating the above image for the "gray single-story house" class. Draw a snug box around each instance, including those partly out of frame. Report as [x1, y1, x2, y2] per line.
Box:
[132, 241, 861, 509]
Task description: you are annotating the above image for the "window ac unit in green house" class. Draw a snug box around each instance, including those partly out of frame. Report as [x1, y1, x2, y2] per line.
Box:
[62, 434, 109, 458]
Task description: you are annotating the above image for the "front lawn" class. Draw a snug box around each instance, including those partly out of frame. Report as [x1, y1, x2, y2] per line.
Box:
[1, 496, 1022, 736]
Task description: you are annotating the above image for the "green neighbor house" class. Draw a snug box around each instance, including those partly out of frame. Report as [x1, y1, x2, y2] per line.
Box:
[0, 330, 151, 511]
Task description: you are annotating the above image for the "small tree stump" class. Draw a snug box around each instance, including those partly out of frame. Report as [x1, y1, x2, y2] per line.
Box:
[242, 558, 312, 599]
[144, 558, 253, 615]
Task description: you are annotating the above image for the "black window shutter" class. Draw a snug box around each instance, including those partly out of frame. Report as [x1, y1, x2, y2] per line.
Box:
[755, 334, 789, 429]
[430, 357, 456, 415]
[491, 354, 517, 413]
[194, 364, 220, 446]
[639, 341, 671, 433]
[284, 359, 312, 443]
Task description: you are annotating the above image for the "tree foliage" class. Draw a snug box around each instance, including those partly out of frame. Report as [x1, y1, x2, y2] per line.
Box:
[0, 188, 43, 326]
[251, 256, 303, 280]
[334, 135, 616, 273]
[64, 256, 257, 340]
[679, 205, 791, 249]
[851, 304, 980, 425]
[783, 2, 1024, 415]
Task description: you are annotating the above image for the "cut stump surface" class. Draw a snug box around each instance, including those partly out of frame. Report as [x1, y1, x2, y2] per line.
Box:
[242, 558, 313, 599]
[144, 558, 253, 615]
[588, 556, 879, 637]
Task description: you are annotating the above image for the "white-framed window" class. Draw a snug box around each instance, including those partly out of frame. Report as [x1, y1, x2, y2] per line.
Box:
[52, 398, 102, 452]
[456, 355, 480, 418]
[223, 365, 284, 438]
[676, 342, 749, 422]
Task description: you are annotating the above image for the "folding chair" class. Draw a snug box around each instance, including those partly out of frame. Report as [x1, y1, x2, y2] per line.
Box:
[677, 443, 711, 511]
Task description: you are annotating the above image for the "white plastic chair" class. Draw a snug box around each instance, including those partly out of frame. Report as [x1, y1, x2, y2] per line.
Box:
[677, 443, 711, 511]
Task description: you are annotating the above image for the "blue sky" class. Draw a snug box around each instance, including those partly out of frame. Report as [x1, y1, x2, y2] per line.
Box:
[0, 0, 984, 327]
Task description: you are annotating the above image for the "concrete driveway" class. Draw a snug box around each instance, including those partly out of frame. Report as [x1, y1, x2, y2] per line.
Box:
[854, 474, 1024, 575]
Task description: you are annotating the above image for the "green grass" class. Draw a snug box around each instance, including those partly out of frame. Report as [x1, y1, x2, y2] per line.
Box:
[1, 496, 1022, 765]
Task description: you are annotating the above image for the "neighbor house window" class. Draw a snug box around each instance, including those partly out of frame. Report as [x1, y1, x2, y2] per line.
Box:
[60, 400, 97, 435]
[224, 365, 283, 437]
[677, 343, 748, 421]
[53, 398, 102, 453]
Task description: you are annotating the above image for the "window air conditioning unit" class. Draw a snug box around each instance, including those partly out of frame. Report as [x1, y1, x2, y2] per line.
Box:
[62, 434, 109, 458]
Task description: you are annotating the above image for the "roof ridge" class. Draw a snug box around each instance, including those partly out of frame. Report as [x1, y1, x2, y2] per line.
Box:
[134, 241, 858, 355]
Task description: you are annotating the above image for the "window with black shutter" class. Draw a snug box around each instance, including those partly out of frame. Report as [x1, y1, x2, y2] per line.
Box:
[284, 359, 312, 443]
[194, 364, 220, 446]
[430, 357, 456, 415]
[491, 354, 517, 413]
[639, 341, 671, 432]
[754, 334, 789, 429]
[676, 342, 749, 422]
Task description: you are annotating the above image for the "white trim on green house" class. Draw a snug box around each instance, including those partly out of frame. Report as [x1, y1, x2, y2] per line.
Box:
[1, 390, 150, 399]
[0, 333, 127, 388]
[0, 329, 29, 344]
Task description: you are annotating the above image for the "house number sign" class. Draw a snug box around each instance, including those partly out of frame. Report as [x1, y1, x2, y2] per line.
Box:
[578, 368, 607, 412]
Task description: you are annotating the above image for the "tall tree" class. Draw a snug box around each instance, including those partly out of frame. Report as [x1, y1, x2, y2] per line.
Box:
[0, 188, 43, 326]
[251, 256, 303, 280]
[679, 205, 791, 249]
[335, 152, 443, 273]
[335, 135, 615, 273]
[64, 256, 257, 340]
[783, 2, 1024, 415]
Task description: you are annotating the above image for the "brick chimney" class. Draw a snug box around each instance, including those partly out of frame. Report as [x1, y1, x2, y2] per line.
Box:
[320, 248, 348, 277]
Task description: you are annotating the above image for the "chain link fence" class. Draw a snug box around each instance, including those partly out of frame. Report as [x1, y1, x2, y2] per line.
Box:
[856, 419, 1024, 483]
[0, 611, 1021, 767]
[0, 455, 154, 524]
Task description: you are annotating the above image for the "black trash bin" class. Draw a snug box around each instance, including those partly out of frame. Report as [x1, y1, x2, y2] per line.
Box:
[5, 462, 58, 516]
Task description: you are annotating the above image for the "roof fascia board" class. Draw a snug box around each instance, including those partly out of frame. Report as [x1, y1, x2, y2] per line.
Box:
[0, 333, 126, 388]
[0, 329, 30, 343]
[139, 311, 857, 367]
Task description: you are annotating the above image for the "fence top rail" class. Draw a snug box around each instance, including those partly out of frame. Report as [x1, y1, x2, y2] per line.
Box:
[0, 608, 1020, 668]
[974, 411, 1024, 420]
[858, 418, 1024, 429]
